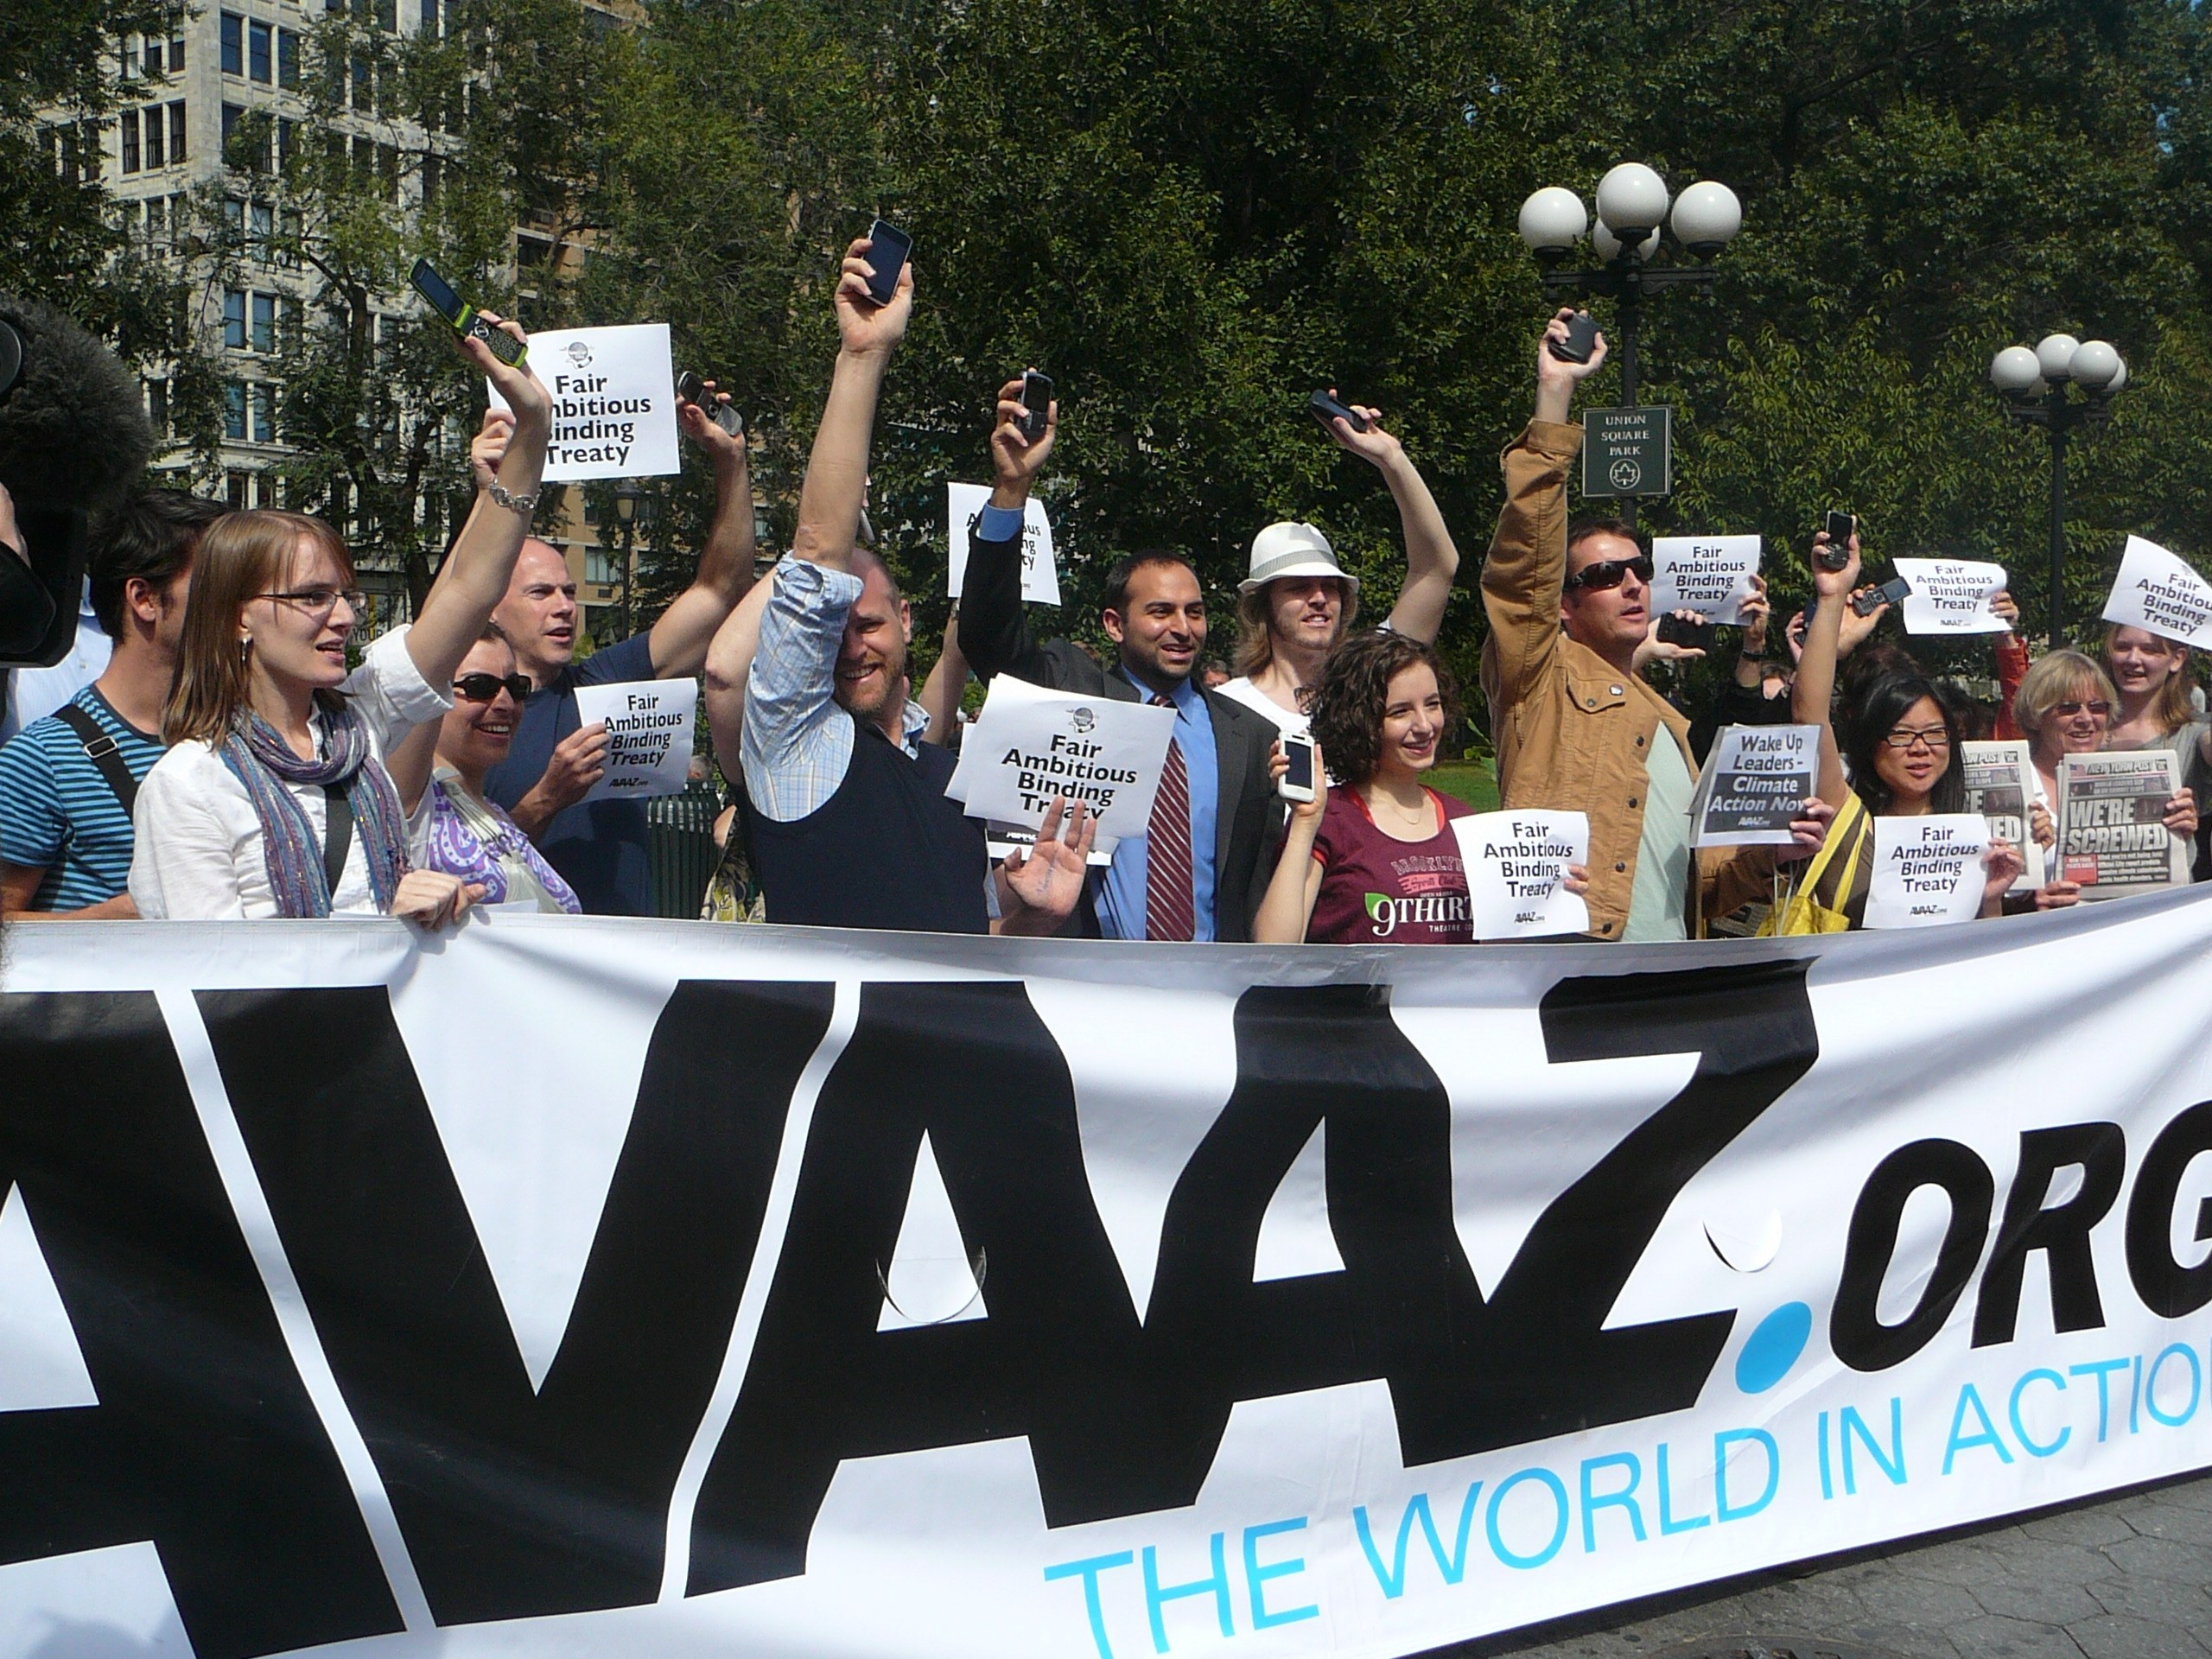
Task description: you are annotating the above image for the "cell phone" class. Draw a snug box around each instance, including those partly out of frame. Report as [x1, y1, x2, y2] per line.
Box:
[1816, 509, 1856, 571]
[1307, 389, 1371, 435]
[1656, 614, 1713, 652]
[861, 219, 912, 308]
[676, 370, 743, 437]
[1278, 734, 1318, 804]
[1853, 575, 1912, 616]
[1018, 371, 1052, 442]
[410, 257, 526, 367]
[1547, 310, 1601, 365]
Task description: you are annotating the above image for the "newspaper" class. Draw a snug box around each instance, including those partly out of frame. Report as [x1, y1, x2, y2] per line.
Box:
[1961, 740, 2045, 893]
[1688, 724, 1821, 847]
[2056, 748, 2188, 898]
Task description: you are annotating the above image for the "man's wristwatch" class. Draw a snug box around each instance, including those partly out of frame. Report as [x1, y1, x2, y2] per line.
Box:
[488, 479, 538, 516]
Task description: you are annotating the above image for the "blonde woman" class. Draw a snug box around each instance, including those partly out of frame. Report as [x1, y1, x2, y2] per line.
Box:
[130, 321, 550, 920]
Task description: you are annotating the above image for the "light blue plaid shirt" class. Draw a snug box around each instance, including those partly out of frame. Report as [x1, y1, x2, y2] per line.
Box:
[742, 556, 930, 823]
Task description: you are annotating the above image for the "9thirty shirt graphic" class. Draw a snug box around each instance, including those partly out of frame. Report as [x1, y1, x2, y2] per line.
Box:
[1309, 789, 1476, 944]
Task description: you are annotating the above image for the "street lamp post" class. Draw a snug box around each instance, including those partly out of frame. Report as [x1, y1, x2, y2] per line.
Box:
[612, 481, 645, 639]
[1988, 335, 2129, 644]
[1517, 166, 1744, 526]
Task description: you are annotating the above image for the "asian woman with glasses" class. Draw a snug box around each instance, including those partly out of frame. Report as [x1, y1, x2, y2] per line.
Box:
[1771, 524, 2037, 931]
[130, 321, 551, 920]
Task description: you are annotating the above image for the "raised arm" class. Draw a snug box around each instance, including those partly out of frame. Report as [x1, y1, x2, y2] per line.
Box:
[404, 321, 549, 693]
[1791, 525, 1863, 808]
[917, 605, 969, 746]
[1480, 311, 1605, 708]
[645, 381, 757, 677]
[702, 575, 773, 784]
[1253, 742, 1328, 944]
[791, 236, 912, 576]
[956, 373, 1061, 685]
[1321, 397, 1459, 644]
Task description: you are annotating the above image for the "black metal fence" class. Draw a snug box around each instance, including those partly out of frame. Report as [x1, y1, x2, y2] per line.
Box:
[647, 781, 722, 919]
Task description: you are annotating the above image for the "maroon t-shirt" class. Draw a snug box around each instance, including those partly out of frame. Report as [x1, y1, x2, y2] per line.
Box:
[1305, 787, 1476, 944]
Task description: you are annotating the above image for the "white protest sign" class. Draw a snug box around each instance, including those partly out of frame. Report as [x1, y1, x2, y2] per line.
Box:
[1863, 814, 1990, 928]
[1453, 810, 1591, 940]
[1649, 535, 1760, 625]
[571, 678, 695, 802]
[489, 323, 681, 482]
[1688, 724, 1821, 846]
[950, 676, 1174, 845]
[2101, 535, 2212, 650]
[946, 483, 1061, 605]
[1891, 557, 2010, 634]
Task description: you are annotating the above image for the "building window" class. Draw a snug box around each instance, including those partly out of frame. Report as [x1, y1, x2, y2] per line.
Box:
[251, 292, 276, 353]
[145, 194, 166, 246]
[224, 289, 247, 349]
[168, 100, 187, 162]
[351, 54, 372, 111]
[251, 200, 273, 257]
[420, 152, 441, 203]
[376, 0, 397, 30]
[276, 117, 293, 170]
[221, 101, 240, 149]
[144, 378, 169, 433]
[418, 0, 438, 34]
[220, 12, 243, 75]
[224, 385, 247, 442]
[277, 29, 299, 88]
[251, 385, 276, 443]
[249, 19, 272, 82]
[586, 547, 620, 586]
[143, 105, 164, 168]
[168, 22, 185, 72]
[121, 111, 140, 172]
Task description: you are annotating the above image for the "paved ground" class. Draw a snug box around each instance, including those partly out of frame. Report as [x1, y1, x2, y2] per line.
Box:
[1461, 1471, 2212, 1659]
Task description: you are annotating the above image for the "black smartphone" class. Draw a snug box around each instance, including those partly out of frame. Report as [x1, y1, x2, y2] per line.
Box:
[1816, 509, 1856, 571]
[1853, 575, 1912, 616]
[861, 219, 912, 308]
[1547, 310, 1601, 365]
[1656, 614, 1713, 652]
[1307, 389, 1371, 434]
[410, 257, 526, 367]
[676, 370, 742, 436]
[1018, 370, 1052, 442]
[1278, 734, 1318, 804]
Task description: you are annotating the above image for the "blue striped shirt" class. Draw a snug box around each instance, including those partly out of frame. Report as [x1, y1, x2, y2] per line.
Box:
[0, 686, 163, 911]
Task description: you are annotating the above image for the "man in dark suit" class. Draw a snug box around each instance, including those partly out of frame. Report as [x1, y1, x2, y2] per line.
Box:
[958, 376, 1283, 941]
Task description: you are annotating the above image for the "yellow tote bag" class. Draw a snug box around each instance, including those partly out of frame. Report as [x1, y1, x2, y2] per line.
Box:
[1758, 792, 1871, 937]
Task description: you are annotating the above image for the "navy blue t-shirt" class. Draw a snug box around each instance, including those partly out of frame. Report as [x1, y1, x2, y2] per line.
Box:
[483, 631, 658, 915]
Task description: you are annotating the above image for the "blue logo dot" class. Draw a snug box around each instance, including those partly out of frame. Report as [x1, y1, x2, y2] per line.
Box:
[1735, 1301, 1813, 1395]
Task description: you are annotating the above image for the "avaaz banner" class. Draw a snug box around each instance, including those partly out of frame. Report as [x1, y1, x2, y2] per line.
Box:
[5, 899, 2212, 1659]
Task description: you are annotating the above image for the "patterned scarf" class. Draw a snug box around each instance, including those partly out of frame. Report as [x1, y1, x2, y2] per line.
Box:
[217, 704, 409, 918]
[419, 773, 581, 913]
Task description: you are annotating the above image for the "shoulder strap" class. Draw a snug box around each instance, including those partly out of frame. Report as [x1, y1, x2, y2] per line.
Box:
[52, 701, 141, 817]
[322, 784, 353, 898]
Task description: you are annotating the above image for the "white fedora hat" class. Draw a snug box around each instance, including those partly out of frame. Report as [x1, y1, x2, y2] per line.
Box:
[1240, 521, 1358, 594]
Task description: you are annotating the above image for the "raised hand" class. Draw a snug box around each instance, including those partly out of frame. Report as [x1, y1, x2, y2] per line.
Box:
[677, 377, 747, 473]
[470, 407, 515, 495]
[989, 373, 1057, 501]
[456, 313, 550, 427]
[1268, 738, 1328, 824]
[1738, 575, 1770, 655]
[1808, 527, 1862, 600]
[1635, 609, 1708, 671]
[1319, 390, 1402, 470]
[1001, 798, 1096, 924]
[834, 234, 913, 359]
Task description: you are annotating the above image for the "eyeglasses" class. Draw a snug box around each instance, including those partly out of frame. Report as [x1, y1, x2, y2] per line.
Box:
[258, 586, 365, 617]
[2051, 700, 2113, 718]
[1881, 725, 1951, 753]
[453, 671, 532, 703]
[1565, 555, 1654, 593]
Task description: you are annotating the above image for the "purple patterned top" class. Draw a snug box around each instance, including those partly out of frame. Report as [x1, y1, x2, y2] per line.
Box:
[413, 771, 581, 913]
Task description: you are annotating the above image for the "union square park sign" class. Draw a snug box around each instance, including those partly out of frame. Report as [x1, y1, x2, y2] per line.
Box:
[4, 893, 2212, 1658]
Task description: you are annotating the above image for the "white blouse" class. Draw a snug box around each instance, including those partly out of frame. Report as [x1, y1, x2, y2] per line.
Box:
[130, 627, 448, 919]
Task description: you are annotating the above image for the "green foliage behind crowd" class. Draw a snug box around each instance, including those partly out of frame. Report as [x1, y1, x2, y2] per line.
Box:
[10, 0, 2212, 713]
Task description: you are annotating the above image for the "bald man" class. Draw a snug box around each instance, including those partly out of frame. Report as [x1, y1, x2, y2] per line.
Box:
[481, 390, 754, 913]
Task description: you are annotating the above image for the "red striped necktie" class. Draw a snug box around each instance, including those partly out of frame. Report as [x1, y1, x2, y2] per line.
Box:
[1144, 692, 1197, 942]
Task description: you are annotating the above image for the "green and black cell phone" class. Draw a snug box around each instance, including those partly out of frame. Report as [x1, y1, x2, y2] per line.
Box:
[410, 257, 527, 367]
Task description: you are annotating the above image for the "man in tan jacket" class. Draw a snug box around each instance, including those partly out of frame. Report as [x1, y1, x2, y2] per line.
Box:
[1481, 310, 1830, 940]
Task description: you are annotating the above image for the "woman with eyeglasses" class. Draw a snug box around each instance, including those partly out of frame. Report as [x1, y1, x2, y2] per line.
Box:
[130, 321, 550, 922]
[2014, 648, 2199, 870]
[389, 623, 580, 913]
[1777, 528, 2037, 929]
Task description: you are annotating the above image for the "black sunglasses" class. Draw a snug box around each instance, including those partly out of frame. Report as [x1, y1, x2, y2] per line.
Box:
[1566, 554, 1654, 593]
[453, 671, 531, 703]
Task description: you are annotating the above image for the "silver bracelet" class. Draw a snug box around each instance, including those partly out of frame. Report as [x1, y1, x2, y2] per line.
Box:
[488, 479, 538, 516]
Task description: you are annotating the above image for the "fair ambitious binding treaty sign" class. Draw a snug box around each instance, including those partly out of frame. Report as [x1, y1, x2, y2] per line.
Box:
[3, 895, 2212, 1657]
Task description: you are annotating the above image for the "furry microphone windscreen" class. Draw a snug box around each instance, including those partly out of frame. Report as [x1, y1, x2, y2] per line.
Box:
[0, 296, 155, 514]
